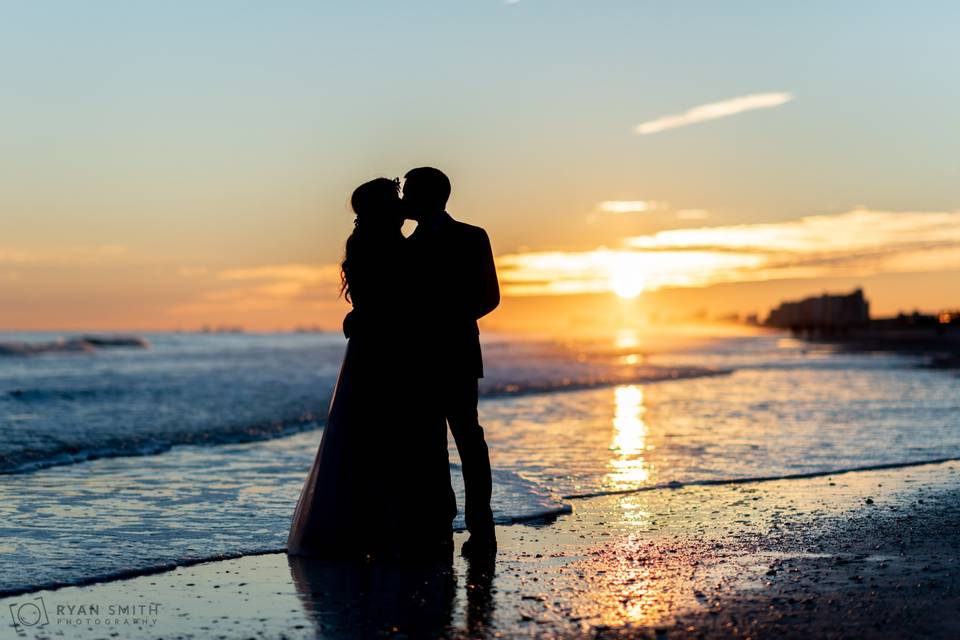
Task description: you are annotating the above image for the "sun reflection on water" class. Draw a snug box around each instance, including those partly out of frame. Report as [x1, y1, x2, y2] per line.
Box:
[606, 385, 650, 489]
[614, 329, 639, 350]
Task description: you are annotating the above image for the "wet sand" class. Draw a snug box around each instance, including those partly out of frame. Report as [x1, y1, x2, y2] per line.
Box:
[4, 461, 959, 639]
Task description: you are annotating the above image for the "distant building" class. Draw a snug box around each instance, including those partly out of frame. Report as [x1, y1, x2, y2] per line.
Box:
[765, 288, 870, 332]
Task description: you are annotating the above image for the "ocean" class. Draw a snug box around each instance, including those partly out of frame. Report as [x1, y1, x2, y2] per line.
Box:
[1, 330, 958, 596]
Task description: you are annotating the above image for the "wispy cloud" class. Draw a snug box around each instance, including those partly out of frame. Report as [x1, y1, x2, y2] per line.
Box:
[593, 201, 709, 221]
[0, 245, 130, 266]
[168, 264, 342, 316]
[675, 209, 710, 220]
[625, 209, 960, 253]
[498, 209, 960, 297]
[634, 92, 794, 135]
[597, 201, 663, 214]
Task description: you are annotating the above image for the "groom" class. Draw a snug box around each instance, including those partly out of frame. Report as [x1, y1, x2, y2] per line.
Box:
[403, 167, 500, 556]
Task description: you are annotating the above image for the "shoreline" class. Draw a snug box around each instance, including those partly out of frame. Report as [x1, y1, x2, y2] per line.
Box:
[560, 456, 960, 499]
[4, 461, 958, 638]
[5, 456, 960, 600]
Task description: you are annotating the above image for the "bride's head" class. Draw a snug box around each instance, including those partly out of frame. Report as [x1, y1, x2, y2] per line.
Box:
[340, 178, 403, 301]
[349, 178, 403, 233]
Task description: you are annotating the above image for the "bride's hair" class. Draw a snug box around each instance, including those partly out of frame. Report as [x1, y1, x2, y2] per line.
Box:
[340, 178, 401, 302]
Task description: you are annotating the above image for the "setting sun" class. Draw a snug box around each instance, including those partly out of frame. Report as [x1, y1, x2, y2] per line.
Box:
[610, 265, 646, 299]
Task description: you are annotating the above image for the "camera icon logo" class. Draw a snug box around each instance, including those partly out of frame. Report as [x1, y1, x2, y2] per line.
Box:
[8, 597, 49, 629]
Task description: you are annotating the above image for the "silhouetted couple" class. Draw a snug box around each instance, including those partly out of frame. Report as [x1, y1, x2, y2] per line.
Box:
[288, 167, 500, 561]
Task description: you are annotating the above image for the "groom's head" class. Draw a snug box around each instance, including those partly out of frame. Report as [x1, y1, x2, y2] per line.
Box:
[402, 167, 450, 221]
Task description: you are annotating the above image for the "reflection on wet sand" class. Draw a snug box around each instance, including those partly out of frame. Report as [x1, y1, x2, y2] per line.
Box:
[464, 553, 496, 637]
[567, 534, 676, 628]
[606, 385, 651, 489]
[288, 554, 454, 638]
[288, 551, 496, 638]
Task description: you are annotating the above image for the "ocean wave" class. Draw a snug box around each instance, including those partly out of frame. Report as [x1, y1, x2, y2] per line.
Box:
[0, 548, 288, 598]
[7, 387, 130, 401]
[479, 366, 728, 398]
[0, 362, 725, 476]
[0, 506, 581, 599]
[0, 506, 574, 598]
[0, 432, 570, 597]
[0, 416, 322, 475]
[0, 335, 148, 357]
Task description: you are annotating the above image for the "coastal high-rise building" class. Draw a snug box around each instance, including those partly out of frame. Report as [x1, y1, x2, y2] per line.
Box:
[765, 288, 870, 331]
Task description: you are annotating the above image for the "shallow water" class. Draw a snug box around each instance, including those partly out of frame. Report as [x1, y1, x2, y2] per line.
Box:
[481, 364, 960, 497]
[0, 431, 564, 595]
[1, 330, 958, 595]
[0, 332, 713, 474]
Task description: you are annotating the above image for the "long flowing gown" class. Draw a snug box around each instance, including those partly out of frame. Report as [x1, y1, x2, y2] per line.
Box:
[287, 235, 456, 558]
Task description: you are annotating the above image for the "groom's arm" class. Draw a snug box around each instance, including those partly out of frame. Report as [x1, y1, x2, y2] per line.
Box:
[473, 228, 500, 320]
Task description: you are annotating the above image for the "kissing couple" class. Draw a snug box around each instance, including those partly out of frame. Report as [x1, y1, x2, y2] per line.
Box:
[288, 167, 500, 560]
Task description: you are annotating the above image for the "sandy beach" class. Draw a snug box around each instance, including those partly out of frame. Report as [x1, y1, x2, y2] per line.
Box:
[3, 333, 959, 640]
[4, 460, 958, 639]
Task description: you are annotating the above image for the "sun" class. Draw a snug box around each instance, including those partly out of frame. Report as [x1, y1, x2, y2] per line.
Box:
[610, 266, 646, 299]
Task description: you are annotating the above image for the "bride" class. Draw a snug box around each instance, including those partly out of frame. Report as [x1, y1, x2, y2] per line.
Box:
[288, 177, 456, 559]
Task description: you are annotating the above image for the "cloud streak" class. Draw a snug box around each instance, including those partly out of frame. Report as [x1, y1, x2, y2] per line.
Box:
[166, 264, 343, 317]
[498, 209, 960, 296]
[634, 92, 794, 135]
[597, 201, 663, 214]
[166, 210, 960, 313]
[0, 245, 130, 266]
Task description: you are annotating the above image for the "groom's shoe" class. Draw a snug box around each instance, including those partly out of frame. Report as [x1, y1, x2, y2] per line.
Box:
[461, 531, 497, 558]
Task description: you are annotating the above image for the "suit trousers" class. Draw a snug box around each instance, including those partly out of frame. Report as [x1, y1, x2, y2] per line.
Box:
[441, 375, 494, 537]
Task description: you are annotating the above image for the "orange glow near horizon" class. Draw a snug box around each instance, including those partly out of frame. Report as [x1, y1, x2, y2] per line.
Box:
[3, 209, 959, 332]
[497, 209, 960, 299]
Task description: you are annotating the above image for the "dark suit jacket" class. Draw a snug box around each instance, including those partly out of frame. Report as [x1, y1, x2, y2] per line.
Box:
[408, 212, 500, 379]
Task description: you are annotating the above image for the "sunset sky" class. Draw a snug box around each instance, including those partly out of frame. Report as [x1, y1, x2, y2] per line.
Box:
[2, 1, 958, 331]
